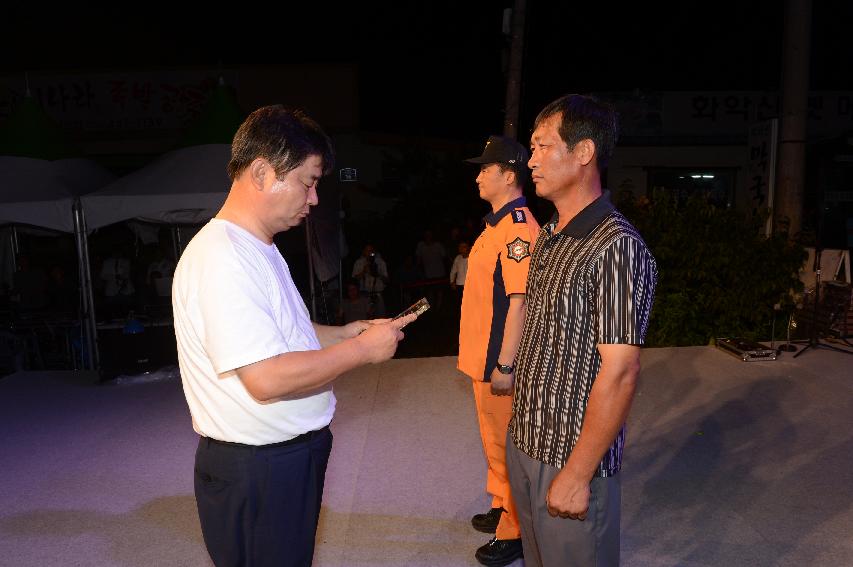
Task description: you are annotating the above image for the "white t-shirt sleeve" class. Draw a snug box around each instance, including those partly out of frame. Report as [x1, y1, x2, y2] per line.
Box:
[450, 255, 461, 281]
[198, 249, 289, 375]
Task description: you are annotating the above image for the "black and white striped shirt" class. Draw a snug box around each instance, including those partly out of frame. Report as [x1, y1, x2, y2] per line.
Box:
[510, 191, 657, 476]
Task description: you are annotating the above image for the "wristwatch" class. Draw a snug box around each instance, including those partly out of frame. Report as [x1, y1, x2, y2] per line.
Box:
[495, 362, 514, 374]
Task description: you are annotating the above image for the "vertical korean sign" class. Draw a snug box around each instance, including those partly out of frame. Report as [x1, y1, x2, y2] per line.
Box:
[747, 118, 779, 236]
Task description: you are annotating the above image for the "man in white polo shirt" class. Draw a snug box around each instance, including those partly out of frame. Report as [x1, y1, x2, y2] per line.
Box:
[172, 106, 414, 567]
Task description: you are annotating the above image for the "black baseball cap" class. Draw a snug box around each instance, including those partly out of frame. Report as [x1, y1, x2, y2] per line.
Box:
[464, 135, 529, 165]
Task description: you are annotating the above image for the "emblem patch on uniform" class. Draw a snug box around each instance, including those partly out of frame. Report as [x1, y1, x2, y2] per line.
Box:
[511, 209, 526, 223]
[506, 237, 531, 262]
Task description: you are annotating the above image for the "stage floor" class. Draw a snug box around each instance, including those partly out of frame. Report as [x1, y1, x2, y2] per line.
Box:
[1, 345, 851, 566]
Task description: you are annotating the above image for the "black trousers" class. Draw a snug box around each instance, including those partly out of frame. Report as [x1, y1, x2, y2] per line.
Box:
[194, 427, 333, 567]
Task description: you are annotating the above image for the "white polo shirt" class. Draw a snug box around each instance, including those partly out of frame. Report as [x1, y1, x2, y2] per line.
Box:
[172, 218, 335, 445]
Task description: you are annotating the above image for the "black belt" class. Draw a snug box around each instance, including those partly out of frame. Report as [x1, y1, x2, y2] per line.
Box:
[204, 425, 329, 451]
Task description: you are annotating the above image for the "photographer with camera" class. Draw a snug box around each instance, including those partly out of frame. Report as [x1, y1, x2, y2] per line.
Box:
[352, 243, 389, 317]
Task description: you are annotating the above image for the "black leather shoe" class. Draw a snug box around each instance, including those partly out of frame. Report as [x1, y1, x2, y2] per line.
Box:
[475, 537, 523, 566]
[471, 508, 504, 534]
[471, 507, 503, 533]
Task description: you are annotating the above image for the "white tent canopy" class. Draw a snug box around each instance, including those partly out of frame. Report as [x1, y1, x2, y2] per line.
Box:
[81, 144, 232, 231]
[0, 156, 114, 232]
[1, 155, 115, 372]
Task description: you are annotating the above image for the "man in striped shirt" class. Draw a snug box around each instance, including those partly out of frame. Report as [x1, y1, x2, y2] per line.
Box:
[507, 94, 657, 567]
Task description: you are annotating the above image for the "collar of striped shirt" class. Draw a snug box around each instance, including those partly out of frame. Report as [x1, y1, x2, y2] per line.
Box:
[484, 196, 527, 227]
[546, 190, 615, 238]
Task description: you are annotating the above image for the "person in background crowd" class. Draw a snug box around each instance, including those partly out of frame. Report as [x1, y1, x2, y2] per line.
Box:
[352, 243, 389, 317]
[99, 246, 136, 318]
[340, 278, 373, 323]
[449, 241, 470, 304]
[147, 240, 176, 303]
[416, 229, 446, 308]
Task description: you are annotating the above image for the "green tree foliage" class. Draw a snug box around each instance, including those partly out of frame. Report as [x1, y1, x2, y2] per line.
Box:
[616, 192, 806, 346]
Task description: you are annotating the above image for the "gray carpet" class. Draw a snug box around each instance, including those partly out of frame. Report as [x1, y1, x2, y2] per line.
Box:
[0, 345, 851, 566]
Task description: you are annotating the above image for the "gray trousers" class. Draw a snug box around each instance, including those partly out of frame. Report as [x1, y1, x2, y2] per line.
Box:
[506, 435, 621, 567]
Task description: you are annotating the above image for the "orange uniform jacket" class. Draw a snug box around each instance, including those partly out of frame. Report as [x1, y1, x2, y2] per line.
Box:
[458, 197, 540, 381]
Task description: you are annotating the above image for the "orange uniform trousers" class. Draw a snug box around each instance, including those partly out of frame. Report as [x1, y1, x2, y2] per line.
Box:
[472, 379, 520, 540]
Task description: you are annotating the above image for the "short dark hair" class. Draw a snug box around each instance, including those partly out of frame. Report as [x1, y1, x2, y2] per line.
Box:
[497, 161, 530, 188]
[227, 105, 335, 181]
[533, 94, 619, 172]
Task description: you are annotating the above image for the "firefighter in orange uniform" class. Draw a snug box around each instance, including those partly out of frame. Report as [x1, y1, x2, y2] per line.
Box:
[458, 135, 539, 567]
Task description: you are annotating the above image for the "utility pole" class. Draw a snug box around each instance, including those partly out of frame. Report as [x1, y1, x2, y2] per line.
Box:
[503, 0, 526, 139]
[774, 0, 812, 239]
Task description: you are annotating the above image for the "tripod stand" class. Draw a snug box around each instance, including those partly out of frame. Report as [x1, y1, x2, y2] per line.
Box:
[793, 247, 853, 358]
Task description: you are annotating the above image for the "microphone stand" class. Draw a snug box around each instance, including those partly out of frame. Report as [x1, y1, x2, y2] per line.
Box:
[793, 246, 853, 358]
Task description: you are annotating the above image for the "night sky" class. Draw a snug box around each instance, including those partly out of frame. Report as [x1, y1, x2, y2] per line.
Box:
[5, 1, 852, 143]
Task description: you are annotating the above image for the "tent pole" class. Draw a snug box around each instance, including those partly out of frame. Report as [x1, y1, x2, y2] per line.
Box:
[4, 226, 18, 303]
[171, 226, 180, 263]
[339, 194, 344, 317]
[10, 225, 20, 256]
[176, 226, 184, 256]
[305, 218, 317, 321]
[8, 226, 18, 283]
[339, 256, 343, 320]
[73, 199, 100, 377]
